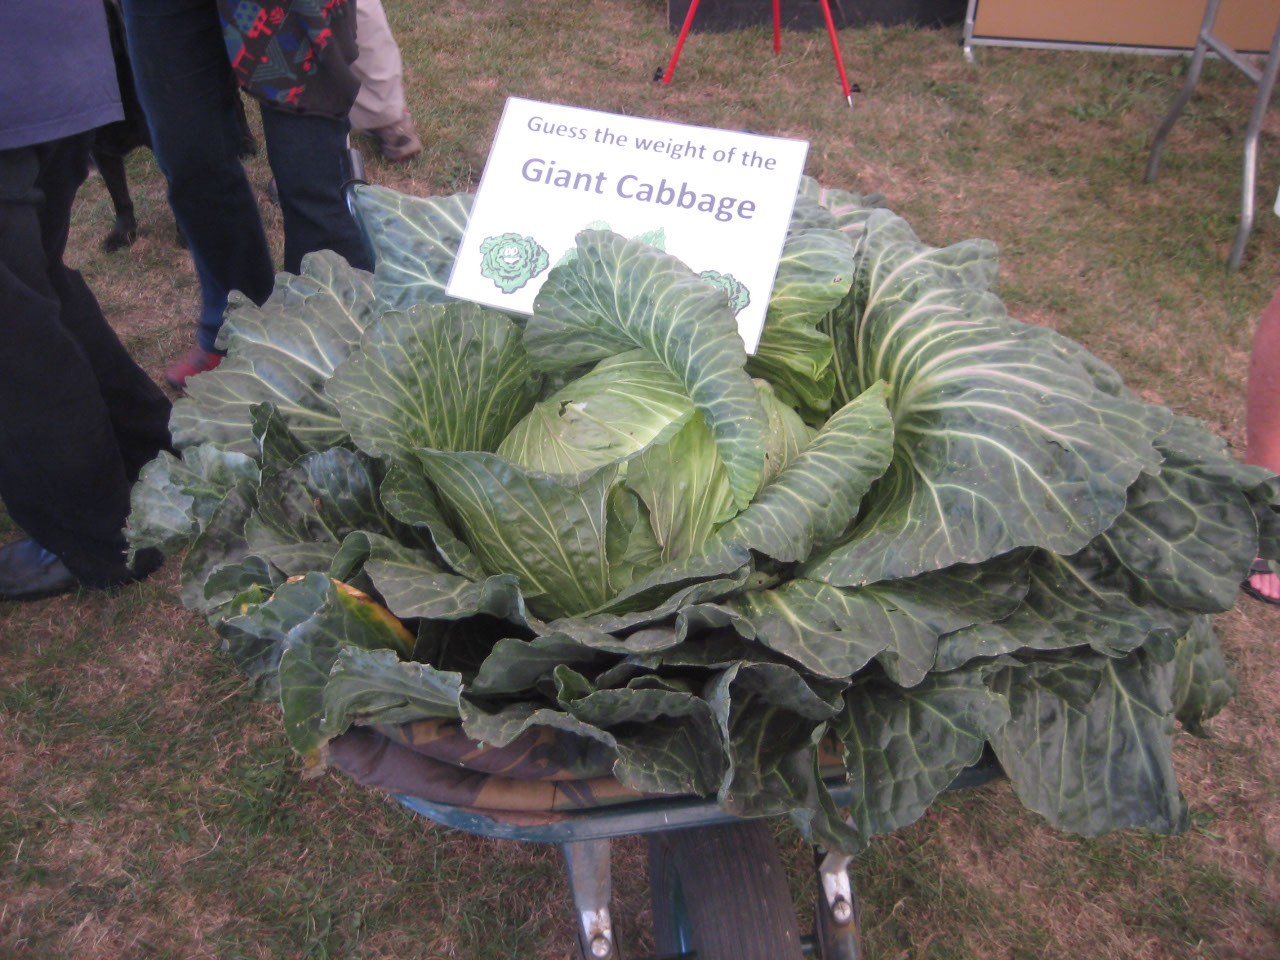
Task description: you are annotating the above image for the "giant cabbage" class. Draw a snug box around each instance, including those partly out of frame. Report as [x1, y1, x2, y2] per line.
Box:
[127, 178, 1274, 855]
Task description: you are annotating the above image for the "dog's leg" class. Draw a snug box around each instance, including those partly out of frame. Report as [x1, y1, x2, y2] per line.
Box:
[93, 150, 138, 252]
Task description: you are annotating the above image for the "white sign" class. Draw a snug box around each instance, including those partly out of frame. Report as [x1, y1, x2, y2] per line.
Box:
[446, 97, 810, 354]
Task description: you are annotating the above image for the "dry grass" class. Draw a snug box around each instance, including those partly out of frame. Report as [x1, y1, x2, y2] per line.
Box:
[3, 3, 1280, 958]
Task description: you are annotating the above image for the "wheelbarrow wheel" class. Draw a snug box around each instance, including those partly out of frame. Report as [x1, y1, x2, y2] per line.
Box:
[647, 820, 804, 960]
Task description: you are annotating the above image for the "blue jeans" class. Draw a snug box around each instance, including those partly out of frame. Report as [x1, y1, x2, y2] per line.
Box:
[120, 0, 373, 352]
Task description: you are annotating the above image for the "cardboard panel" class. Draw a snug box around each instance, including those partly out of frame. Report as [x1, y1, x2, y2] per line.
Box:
[971, 0, 1280, 55]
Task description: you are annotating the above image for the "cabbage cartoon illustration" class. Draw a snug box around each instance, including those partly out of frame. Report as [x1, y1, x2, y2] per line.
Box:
[699, 269, 750, 314]
[479, 232, 549, 293]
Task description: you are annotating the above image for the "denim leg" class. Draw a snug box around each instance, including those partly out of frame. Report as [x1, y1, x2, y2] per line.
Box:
[259, 105, 373, 274]
[120, 0, 275, 352]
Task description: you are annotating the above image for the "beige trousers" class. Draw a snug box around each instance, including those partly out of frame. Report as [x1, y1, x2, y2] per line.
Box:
[350, 0, 407, 131]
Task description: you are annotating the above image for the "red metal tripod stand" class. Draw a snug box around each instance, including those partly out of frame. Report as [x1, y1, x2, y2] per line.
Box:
[660, 0, 856, 105]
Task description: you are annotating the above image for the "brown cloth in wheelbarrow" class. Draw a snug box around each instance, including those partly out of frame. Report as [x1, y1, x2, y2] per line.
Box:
[327, 719, 668, 826]
[328, 718, 850, 827]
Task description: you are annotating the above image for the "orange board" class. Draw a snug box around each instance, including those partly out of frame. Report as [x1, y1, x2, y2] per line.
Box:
[970, 0, 1280, 55]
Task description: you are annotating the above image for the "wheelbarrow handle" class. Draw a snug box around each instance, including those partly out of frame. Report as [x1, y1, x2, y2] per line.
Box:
[342, 140, 375, 267]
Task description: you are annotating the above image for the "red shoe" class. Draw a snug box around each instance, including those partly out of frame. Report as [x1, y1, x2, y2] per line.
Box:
[165, 348, 222, 389]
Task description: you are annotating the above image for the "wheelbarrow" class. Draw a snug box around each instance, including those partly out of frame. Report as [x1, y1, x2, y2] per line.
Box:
[328, 721, 1004, 960]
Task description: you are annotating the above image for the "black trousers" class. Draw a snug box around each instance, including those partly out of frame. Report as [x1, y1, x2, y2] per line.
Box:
[0, 132, 172, 586]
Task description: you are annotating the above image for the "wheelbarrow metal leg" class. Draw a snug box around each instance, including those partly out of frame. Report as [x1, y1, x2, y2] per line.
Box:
[814, 850, 862, 960]
[562, 838, 623, 959]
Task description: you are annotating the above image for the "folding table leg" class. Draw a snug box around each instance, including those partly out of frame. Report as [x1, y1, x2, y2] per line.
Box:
[1144, 0, 1222, 184]
[1145, 0, 1280, 270]
[1229, 23, 1280, 269]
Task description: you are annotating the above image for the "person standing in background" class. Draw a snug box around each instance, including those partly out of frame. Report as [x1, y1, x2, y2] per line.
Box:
[0, 2, 173, 600]
[350, 0, 423, 163]
[120, 0, 374, 389]
[1243, 285, 1280, 604]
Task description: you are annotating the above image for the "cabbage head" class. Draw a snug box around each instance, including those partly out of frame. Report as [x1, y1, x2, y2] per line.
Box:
[127, 178, 1274, 855]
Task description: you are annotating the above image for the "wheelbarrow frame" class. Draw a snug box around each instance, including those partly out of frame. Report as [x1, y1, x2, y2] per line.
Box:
[391, 759, 1004, 960]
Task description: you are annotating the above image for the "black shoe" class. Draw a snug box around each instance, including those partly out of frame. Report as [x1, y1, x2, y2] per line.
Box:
[0, 538, 78, 601]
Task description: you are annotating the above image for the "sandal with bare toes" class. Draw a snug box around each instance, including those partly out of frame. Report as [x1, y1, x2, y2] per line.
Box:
[1241, 558, 1280, 606]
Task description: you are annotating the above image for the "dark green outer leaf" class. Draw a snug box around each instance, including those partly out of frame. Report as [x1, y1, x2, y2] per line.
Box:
[172, 251, 377, 453]
[934, 546, 1189, 672]
[321, 647, 463, 731]
[371, 566, 528, 626]
[251, 402, 311, 470]
[833, 668, 1010, 842]
[180, 481, 258, 614]
[585, 540, 752, 621]
[245, 448, 388, 576]
[202, 554, 283, 628]
[732, 560, 1025, 685]
[324, 529, 465, 617]
[471, 633, 614, 695]
[527, 230, 768, 508]
[732, 661, 846, 720]
[126, 451, 200, 560]
[277, 579, 424, 756]
[1171, 615, 1237, 738]
[380, 461, 486, 580]
[459, 699, 618, 751]
[705, 660, 857, 853]
[990, 651, 1188, 836]
[215, 571, 334, 699]
[350, 185, 473, 309]
[1100, 459, 1255, 613]
[127, 445, 257, 560]
[563, 686, 726, 796]
[1099, 413, 1279, 609]
[718, 691, 823, 818]
[785, 194, 838, 232]
[328, 302, 539, 463]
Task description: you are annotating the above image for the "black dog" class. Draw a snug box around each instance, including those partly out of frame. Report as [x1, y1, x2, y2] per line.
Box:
[92, 0, 257, 252]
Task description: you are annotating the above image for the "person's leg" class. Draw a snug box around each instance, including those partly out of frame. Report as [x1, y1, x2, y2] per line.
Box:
[120, 0, 275, 355]
[0, 135, 168, 590]
[259, 104, 373, 274]
[37, 138, 173, 480]
[1245, 285, 1280, 601]
[348, 0, 420, 163]
[349, 0, 407, 132]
